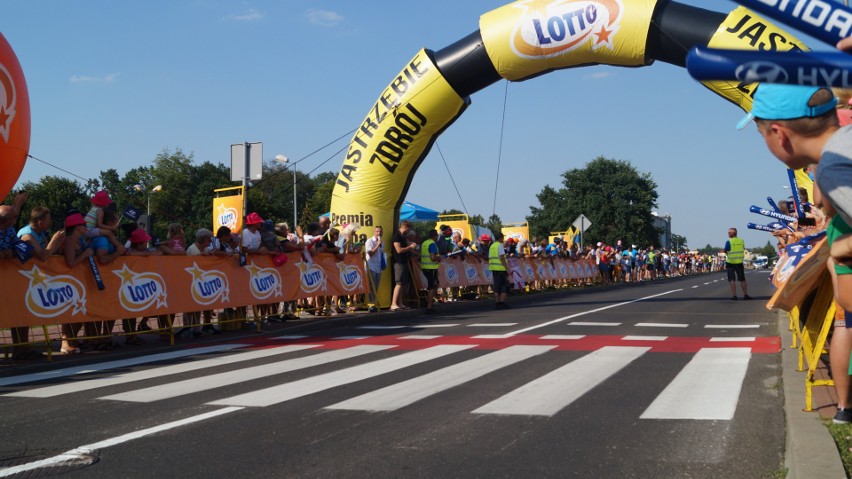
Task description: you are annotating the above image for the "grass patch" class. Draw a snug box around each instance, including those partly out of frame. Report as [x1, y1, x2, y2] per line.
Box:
[826, 420, 852, 478]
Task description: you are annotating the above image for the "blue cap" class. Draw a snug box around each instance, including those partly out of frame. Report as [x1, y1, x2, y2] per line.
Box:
[737, 84, 837, 130]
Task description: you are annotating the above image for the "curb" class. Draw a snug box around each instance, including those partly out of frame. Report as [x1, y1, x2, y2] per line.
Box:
[779, 311, 846, 478]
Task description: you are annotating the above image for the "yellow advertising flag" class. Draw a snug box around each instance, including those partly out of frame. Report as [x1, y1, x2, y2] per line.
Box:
[213, 192, 243, 234]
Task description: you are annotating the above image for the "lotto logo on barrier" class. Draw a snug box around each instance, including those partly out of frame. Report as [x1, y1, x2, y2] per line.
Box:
[444, 262, 461, 287]
[296, 260, 327, 295]
[481, 263, 494, 283]
[185, 262, 230, 306]
[337, 262, 363, 293]
[20, 266, 87, 318]
[248, 262, 283, 301]
[114, 264, 168, 312]
[464, 263, 480, 283]
[524, 263, 536, 281]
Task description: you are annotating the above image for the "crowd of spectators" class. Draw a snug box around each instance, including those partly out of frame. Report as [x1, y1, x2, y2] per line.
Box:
[1, 189, 723, 360]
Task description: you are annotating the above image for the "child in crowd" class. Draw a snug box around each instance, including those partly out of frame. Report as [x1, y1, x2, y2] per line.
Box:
[86, 190, 125, 253]
[158, 223, 187, 255]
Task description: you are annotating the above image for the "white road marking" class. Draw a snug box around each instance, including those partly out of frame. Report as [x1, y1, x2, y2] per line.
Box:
[326, 345, 554, 411]
[540, 335, 585, 340]
[5, 345, 319, 398]
[407, 324, 458, 328]
[640, 348, 751, 420]
[99, 345, 392, 403]
[0, 407, 243, 478]
[503, 289, 683, 337]
[471, 334, 511, 339]
[356, 325, 407, 330]
[468, 323, 518, 327]
[0, 344, 244, 387]
[692, 286, 699, 289]
[704, 324, 761, 329]
[473, 346, 650, 416]
[636, 323, 689, 328]
[710, 337, 756, 342]
[621, 336, 667, 341]
[208, 345, 474, 408]
[400, 335, 441, 340]
[568, 322, 621, 327]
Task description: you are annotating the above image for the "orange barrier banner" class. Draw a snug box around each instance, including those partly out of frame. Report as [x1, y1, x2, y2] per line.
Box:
[1, 253, 368, 328]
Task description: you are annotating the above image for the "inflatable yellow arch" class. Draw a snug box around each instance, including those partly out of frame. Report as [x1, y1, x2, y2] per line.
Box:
[329, 0, 809, 306]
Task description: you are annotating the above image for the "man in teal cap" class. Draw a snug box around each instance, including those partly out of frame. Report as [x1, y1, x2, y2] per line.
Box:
[740, 82, 852, 422]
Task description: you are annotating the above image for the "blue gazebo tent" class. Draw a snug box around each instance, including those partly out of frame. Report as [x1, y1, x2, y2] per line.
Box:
[399, 201, 439, 222]
[321, 201, 438, 223]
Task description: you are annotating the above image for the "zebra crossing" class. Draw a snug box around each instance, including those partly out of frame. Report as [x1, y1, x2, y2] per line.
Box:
[0, 334, 765, 421]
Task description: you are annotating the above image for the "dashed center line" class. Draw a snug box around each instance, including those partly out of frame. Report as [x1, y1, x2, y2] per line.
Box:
[704, 325, 760, 329]
[636, 323, 689, 328]
[468, 323, 518, 327]
[568, 322, 621, 327]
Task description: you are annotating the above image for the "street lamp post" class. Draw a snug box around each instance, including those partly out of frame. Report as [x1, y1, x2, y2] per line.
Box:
[275, 155, 297, 228]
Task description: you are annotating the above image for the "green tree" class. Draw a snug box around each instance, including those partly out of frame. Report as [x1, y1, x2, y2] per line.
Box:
[302, 172, 336, 227]
[672, 233, 688, 252]
[754, 240, 778, 259]
[697, 244, 719, 255]
[16, 176, 88, 227]
[486, 214, 503, 234]
[527, 156, 659, 246]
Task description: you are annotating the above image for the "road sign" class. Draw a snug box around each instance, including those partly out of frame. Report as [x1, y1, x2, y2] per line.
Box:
[572, 214, 591, 233]
[230, 142, 263, 181]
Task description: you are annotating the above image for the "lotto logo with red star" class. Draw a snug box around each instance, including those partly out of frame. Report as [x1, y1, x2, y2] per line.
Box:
[511, 0, 623, 58]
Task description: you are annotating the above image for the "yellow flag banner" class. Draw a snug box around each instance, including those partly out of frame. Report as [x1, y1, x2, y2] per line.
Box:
[411, 256, 599, 290]
[0, 253, 368, 328]
[213, 193, 243, 234]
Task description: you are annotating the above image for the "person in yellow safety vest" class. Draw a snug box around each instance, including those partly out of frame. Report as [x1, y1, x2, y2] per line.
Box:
[723, 227, 751, 300]
[484, 231, 511, 310]
[420, 229, 441, 314]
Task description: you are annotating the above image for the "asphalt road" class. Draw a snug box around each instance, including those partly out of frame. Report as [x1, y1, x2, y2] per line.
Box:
[0, 270, 784, 478]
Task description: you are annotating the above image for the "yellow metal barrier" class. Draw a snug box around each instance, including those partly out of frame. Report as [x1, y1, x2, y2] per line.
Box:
[789, 273, 836, 411]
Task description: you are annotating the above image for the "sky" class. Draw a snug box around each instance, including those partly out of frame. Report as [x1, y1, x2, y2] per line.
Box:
[0, 0, 835, 249]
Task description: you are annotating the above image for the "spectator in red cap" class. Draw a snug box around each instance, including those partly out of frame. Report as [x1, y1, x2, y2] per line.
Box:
[85, 190, 125, 254]
[58, 211, 94, 354]
[241, 212, 269, 254]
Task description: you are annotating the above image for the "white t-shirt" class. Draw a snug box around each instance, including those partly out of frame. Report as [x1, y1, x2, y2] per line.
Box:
[365, 236, 382, 273]
[241, 228, 261, 250]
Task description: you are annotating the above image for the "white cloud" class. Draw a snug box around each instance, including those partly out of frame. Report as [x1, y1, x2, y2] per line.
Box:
[228, 8, 263, 21]
[586, 71, 612, 79]
[69, 73, 119, 83]
[305, 9, 343, 27]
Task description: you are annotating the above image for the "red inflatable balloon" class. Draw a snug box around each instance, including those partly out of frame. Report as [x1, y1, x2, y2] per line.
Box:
[0, 33, 29, 200]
